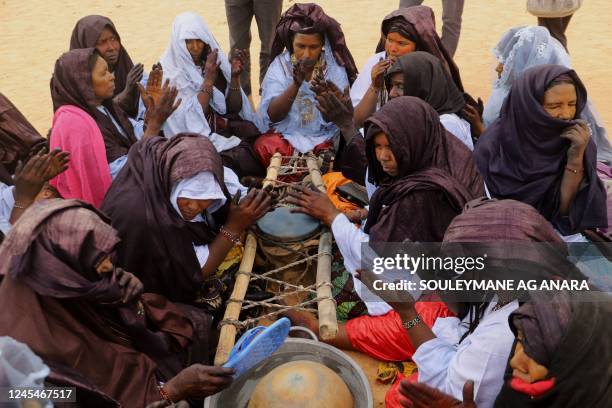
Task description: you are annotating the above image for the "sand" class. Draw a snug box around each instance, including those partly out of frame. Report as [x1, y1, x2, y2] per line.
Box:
[1, 0, 611, 135]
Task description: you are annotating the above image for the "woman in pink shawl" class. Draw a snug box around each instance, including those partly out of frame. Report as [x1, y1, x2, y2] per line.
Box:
[49, 48, 179, 207]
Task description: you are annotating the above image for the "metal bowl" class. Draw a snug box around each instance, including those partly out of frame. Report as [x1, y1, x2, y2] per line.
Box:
[205, 331, 373, 408]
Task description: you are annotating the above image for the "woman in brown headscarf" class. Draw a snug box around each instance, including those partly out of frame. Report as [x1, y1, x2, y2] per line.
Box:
[101, 134, 271, 305]
[70, 15, 143, 117]
[351, 5, 465, 127]
[0, 199, 235, 406]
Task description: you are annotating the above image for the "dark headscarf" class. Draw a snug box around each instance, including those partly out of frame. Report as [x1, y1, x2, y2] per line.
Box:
[376, 6, 463, 91]
[0, 93, 46, 184]
[363, 97, 483, 242]
[0, 199, 208, 406]
[101, 134, 231, 303]
[474, 65, 608, 235]
[387, 51, 465, 115]
[69, 15, 135, 97]
[495, 291, 612, 407]
[50, 48, 137, 163]
[270, 3, 358, 84]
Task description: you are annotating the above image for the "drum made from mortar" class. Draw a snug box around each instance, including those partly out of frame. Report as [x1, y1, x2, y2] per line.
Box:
[204, 330, 373, 408]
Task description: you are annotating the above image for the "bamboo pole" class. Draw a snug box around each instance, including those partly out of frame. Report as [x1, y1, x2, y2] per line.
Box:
[306, 154, 338, 339]
[214, 153, 282, 365]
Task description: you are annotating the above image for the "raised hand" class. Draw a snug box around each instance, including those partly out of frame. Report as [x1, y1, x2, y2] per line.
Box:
[462, 104, 485, 139]
[138, 65, 164, 110]
[115, 267, 144, 303]
[230, 49, 248, 78]
[315, 87, 354, 128]
[204, 49, 220, 86]
[13, 147, 70, 206]
[371, 58, 392, 90]
[562, 120, 591, 166]
[126, 63, 145, 91]
[292, 58, 316, 86]
[140, 79, 182, 137]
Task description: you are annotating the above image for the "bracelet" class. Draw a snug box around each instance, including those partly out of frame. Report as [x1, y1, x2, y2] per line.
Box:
[13, 201, 32, 210]
[199, 86, 213, 96]
[219, 225, 242, 246]
[401, 315, 422, 330]
[230, 85, 241, 91]
[565, 166, 584, 174]
[157, 382, 174, 406]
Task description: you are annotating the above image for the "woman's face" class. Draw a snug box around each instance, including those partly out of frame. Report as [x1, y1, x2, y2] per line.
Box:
[96, 255, 114, 275]
[374, 132, 398, 177]
[96, 27, 120, 67]
[510, 331, 550, 383]
[388, 72, 405, 100]
[185, 39, 207, 63]
[91, 55, 115, 102]
[292, 33, 324, 62]
[542, 82, 577, 120]
[385, 32, 417, 61]
[177, 197, 214, 221]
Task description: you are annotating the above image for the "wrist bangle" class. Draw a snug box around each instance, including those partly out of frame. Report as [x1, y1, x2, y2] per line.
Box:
[199, 86, 213, 96]
[157, 382, 174, 406]
[13, 200, 32, 210]
[219, 225, 242, 246]
[401, 315, 422, 330]
[565, 166, 584, 174]
[230, 85, 241, 91]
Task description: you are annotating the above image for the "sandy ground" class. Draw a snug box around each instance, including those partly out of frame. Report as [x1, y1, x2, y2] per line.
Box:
[1, 0, 610, 404]
[1, 0, 611, 135]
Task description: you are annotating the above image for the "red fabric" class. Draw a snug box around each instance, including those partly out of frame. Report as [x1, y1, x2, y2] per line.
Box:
[345, 301, 454, 361]
[49, 105, 112, 207]
[510, 377, 556, 398]
[253, 131, 334, 167]
[386, 371, 420, 408]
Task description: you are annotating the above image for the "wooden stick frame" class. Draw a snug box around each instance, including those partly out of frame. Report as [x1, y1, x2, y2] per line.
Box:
[306, 154, 338, 340]
[214, 152, 282, 365]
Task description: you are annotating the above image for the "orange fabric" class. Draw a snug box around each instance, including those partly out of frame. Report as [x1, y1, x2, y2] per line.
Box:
[322, 172, 361, 214]
[510, 377, 556, 398]
[345, 301, 454, 362]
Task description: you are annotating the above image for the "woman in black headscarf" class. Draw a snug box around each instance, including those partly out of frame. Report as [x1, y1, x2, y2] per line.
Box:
[474, 64, 608, 236]
[494, 290, 612, 407]
[385, 51, 472, 150]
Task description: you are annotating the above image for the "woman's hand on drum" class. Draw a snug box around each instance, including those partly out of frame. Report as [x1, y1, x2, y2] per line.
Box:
[225, 188, 272, 233]
[286, 186, 341, 227]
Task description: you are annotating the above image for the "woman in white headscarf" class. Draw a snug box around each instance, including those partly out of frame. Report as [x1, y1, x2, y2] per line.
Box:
[480, 26, 612, 165]
[159, 12, 265, 178]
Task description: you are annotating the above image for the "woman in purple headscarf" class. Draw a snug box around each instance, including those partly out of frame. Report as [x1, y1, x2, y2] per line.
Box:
[474, 64, 608, 238]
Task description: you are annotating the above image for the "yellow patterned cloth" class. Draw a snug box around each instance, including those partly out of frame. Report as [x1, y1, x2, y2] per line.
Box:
[376, 361, 418, 385]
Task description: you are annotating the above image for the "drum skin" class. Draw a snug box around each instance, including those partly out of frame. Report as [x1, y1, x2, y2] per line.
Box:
[248, 360, 354, 408]
[255, 206, 320, 242]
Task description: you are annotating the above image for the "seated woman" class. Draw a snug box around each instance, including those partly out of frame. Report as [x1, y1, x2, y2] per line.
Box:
[49, 48, 178, 207]
[371, 198, 588, 408]
[474, 64, 608, 239]
[386, 51, 472, 149]
[494, 290, 612, 407]
[0, 92, 48, 237]
[254, 3, 358, 165]
[480, 26, 612, 165]
[0, 199, 235, 406]
[160, 12, 264, 179]
[351, 5, 464, 127]
[286, 97, 483, 362]
[70, 15, 144, 117]
[101, 134, 270, 305]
